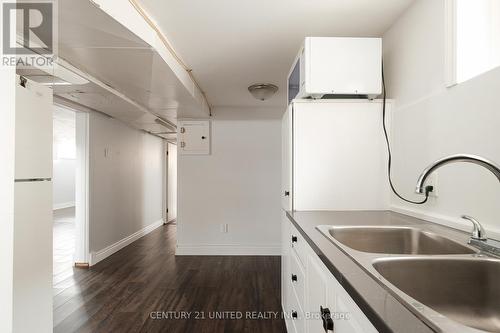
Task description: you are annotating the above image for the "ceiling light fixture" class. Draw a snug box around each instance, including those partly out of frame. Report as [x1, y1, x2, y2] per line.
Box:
[248, 83, 278, 101]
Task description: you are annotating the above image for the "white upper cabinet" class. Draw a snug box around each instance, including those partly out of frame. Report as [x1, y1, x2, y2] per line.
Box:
[282, 100, 391, 211]
[288, 37, 382, 101]
[307, 38, 381, 97]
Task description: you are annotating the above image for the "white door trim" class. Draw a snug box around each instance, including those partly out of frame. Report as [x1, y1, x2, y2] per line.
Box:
[73, 108, 90, 264]
[163, 142, 168, 224]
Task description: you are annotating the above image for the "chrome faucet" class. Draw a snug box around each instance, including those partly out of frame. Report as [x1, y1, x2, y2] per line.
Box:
[415, 154, 500, 195]
[461, 215, 487, 241]
[465, 215, 500, 257]
[414, 154, 500, 257]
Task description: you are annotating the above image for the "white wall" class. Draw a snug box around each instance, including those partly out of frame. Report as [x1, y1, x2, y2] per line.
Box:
[177, 107, 283, 255]
[88, 112, 165, 260]
[0, 65, 16, 333]
[384, 0, 500, 238]
[167, 142, 177, 222]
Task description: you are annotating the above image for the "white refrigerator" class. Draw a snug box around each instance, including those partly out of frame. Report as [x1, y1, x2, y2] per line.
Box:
[13, 75, 53, 332]
[282, 99, 391, 212]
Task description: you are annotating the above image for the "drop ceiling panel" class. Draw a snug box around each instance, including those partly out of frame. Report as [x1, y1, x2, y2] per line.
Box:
[136, 0, 415, 107]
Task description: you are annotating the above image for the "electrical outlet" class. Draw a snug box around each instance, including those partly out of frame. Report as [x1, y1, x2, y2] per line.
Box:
[220, 224, 228, 233]
[425, 172, 439, 197]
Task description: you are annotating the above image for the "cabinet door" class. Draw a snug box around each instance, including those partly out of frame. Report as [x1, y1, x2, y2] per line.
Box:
[281, 211, 291, 311]
[306, 254, 333, 333]
[334, 296, 362, 333]
[281, 104, 293, 211]
[334, 296, 371, 333]
[332, 277, 378, 333]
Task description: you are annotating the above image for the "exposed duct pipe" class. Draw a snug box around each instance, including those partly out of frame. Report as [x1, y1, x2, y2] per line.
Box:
[155, 118, 177, 131]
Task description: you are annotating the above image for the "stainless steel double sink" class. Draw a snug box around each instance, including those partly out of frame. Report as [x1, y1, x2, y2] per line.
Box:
[328, 226, 475, 255]
[316, 225, 500, 333]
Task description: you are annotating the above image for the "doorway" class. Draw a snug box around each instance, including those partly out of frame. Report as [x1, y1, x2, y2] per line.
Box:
[52, 106, 77, 285]
[52, 104, 89, 288]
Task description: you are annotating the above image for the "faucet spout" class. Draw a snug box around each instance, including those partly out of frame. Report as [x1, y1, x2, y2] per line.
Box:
[461, 215, 487, 241]
[415, 154, 500, 194]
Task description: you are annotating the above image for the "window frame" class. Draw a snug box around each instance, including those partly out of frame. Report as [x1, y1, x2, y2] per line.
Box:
[445, 0, 458, 87]
[446, 0, 500, 87]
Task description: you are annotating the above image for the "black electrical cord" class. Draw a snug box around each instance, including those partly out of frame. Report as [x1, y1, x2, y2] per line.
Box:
[381, 63, 430, 205]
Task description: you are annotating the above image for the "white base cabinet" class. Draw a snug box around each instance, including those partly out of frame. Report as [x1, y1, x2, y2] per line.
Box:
[282, 215, 378, 333]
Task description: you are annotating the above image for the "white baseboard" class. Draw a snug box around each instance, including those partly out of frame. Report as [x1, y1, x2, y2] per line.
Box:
[89, 219, 164, 266]
[176, 244, 281, 256]
[391, 205, 500, 240]
[53, 201, 75, 210]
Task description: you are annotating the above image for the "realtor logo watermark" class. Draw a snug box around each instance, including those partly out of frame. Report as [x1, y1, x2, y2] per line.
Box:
[1, 0, 57, 68]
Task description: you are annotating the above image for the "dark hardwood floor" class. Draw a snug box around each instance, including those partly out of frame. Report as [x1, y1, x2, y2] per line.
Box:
[53, 223, 286, 333]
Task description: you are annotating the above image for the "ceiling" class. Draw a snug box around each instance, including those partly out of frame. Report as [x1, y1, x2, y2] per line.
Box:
[136, 0, 414, 108]
[56, 0, 208, 124]
[19, 0, 211, 142]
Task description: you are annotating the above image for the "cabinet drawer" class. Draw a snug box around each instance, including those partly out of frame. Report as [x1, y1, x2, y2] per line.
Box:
[290, 250, 306, 308]
[290, 223, 307, 268]
[288, 282, 306, 333]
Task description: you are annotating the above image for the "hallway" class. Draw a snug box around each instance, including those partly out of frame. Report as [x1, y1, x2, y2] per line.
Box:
[53, 207, 76, 290]
[53, 224, 286, 333]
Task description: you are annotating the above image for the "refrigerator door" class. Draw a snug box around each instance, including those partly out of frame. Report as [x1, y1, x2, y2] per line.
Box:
[292, 100, 390, 210]
[15, 76, 53, 180]
[13, 181, 53, 332]
[281, 104, 293, 211]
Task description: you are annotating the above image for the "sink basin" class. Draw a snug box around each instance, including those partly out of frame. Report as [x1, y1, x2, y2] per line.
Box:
[325, 226, 475, 255]
[373, 258, 500, 332]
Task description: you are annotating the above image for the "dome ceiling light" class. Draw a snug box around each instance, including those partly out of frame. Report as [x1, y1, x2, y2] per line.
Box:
[248, 83, 278, 101]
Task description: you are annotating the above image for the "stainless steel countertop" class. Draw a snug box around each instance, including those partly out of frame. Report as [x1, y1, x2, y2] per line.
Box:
[286, 210, 491, 333]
